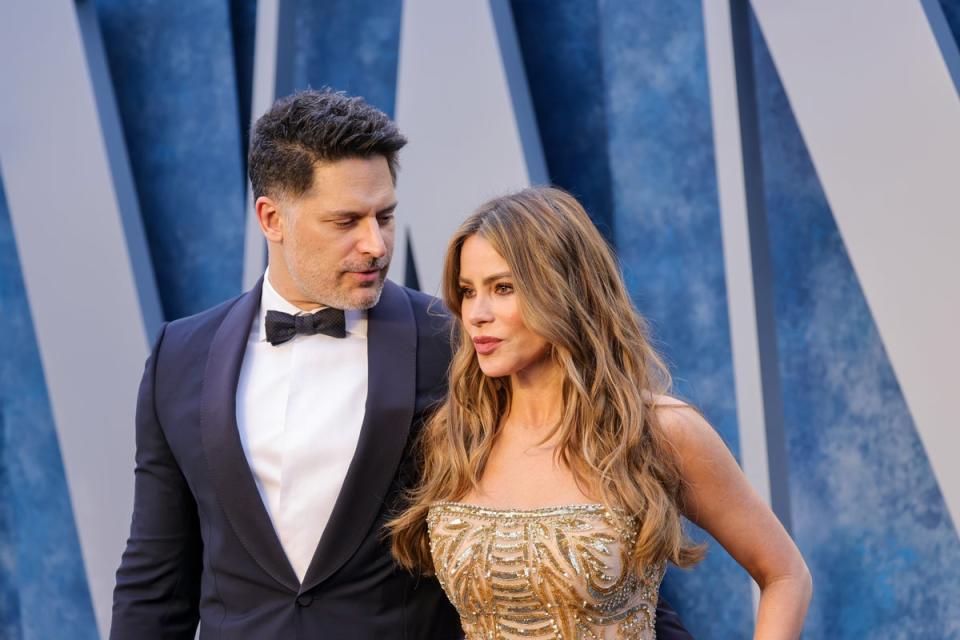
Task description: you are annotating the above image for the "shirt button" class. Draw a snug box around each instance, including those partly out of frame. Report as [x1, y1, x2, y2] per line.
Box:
[296, 593, 314, 607]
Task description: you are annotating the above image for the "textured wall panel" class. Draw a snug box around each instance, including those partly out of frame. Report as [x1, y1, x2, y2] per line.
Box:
[229, 0, 257, 162]
[291, 0, 403, 117]
[750, 15, 960, 639]
[0, 407, 19, 640]
[96, 0, 248, 319]
[1, 1, 169, 631]
[0, 178, 22, 640]
[702, 0, 793, 543]
[595, 3, 753, 636]
[393, 0, 544, 295]
[751, 0, 960, 536]
[1, 3, 956, 637]
[0, 176, 98, 639]
[943, 0, 960, 41]
[510, 0, 615, 241]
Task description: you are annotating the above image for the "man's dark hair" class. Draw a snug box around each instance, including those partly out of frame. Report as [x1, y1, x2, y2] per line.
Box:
[248, 89, 407, 199]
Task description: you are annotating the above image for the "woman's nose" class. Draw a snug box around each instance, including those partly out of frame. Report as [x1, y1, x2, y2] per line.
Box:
[467, 296, 493, 326]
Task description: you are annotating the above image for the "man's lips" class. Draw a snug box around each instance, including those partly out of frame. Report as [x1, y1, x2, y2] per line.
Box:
[472, 336, 502, 355]
[349, 268, 382, 283]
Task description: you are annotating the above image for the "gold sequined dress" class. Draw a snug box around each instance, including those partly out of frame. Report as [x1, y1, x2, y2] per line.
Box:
[426, 502, 664, 639]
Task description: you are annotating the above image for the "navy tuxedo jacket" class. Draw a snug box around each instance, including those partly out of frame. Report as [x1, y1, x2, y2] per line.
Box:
[110, 279, 693, 639]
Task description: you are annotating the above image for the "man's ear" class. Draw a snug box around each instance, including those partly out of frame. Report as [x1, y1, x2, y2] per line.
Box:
[255, 195, 284, 243]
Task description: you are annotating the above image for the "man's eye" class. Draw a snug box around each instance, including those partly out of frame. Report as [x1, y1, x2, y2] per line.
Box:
[334, 219, 356, 228]
[378, 214, 395, 225]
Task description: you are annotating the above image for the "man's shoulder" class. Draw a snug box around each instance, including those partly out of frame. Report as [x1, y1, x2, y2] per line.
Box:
[388, 283, 453, 400]
[159, 290, 250, 350]
[391, 282, 451, 339]
[168, 292, 245, 331]
[393, 281, 440, 311]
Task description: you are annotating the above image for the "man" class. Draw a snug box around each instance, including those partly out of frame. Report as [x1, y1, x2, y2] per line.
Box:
[110, 90, 694, 638]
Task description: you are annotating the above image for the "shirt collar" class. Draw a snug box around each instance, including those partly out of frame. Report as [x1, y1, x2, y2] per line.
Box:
[256, 269, 367, 341]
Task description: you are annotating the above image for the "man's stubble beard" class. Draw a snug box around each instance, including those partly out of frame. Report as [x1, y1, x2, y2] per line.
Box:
[294, 261, 390, 311]
[346, 275, 386, 310]
[339, 254, 391, 310]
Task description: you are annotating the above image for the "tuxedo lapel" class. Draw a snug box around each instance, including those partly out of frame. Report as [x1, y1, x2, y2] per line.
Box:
[200, 278, 299, 591]
[301, 280, 417, 592]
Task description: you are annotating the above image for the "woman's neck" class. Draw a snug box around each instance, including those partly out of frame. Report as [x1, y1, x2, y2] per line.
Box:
[504, 358, 564, 437]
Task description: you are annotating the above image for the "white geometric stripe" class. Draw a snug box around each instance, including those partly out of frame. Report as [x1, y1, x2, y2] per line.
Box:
[393, 0, 547, 294]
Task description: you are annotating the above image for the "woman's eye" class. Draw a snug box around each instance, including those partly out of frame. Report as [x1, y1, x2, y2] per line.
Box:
[495, 283, 514, 294]
[459, 287, 475, 298]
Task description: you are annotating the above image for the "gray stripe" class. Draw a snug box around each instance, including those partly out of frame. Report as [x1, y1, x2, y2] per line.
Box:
[489, 0, 549, 186]
[243, 0, 296, 290]
[703, 0, 793, 534]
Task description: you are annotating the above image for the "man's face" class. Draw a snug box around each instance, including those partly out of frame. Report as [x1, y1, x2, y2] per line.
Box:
[275, 156, 397, 310]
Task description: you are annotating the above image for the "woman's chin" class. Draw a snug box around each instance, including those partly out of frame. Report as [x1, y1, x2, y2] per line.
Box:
[477, 361, 513, 378]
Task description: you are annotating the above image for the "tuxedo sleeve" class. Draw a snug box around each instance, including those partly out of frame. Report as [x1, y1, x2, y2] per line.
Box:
[110, 323, 202, 640]
[655, 596, 694, 639]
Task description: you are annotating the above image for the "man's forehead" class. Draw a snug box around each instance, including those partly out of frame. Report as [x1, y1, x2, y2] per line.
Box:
[310, 155, 391, 180]
[300, 158, 396, 211]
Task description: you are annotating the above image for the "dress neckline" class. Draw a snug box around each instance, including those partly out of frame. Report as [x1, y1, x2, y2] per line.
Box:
[431, 500, 608, 518]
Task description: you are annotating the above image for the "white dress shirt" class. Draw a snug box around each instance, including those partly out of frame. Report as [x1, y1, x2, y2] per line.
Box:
[235, 271, 368, 582]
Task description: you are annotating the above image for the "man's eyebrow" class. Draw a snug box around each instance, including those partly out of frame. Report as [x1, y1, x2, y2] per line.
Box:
[459, 271, 512, 285]
[326, 202, 398, 217]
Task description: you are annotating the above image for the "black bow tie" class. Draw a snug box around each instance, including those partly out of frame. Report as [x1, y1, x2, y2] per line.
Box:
[264, 308, 347, 345]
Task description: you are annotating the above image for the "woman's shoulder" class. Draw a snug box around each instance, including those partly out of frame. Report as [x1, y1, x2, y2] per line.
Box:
[650, 394, 689, 409]
[650, 395, 730, 467]
[651, 395, 717, 446]
[650, 395, 700, 429]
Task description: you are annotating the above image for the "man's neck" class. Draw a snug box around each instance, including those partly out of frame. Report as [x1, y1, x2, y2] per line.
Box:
[265, 263, 323, 312]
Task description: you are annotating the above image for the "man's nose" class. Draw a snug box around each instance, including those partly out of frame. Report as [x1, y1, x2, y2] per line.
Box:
[357, 217, 387, 258]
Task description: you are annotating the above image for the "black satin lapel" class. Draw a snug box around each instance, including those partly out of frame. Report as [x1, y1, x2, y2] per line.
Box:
[199, 278, 299, 591]
[301, 280, 417, 591]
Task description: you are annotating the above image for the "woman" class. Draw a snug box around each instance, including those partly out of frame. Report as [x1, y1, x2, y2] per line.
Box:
[389, 187, 811, 638]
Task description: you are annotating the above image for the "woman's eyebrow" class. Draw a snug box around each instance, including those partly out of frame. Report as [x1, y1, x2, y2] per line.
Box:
[482, 272, 512, 284]
[459, 271, 511, 285]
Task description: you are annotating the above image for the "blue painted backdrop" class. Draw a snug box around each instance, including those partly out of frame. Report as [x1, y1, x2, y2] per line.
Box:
[1, 175, 100, 639]
[0, 1, 958, 638]
[750, 6, 960, 636]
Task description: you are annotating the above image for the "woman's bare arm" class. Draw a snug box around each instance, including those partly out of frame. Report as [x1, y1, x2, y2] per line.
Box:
[657, 401, 813, 639]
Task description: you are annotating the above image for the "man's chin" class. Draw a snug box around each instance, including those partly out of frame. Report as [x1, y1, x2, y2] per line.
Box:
[345, 281, 385, 310]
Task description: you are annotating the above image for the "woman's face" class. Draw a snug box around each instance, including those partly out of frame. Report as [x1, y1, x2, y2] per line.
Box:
[458, 234, 552, 379]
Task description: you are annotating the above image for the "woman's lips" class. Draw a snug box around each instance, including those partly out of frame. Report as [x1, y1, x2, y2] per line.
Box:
[472, 336, 502, 355]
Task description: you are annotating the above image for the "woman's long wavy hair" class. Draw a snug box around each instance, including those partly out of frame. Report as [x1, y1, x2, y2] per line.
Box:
[388, 186, 704, 574]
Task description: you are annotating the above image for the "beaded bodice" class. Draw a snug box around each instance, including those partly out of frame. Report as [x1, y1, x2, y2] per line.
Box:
[426, 502, 664, 639]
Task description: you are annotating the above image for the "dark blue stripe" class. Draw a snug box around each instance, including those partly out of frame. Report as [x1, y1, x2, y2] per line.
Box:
[291, 0, 402, 117]
[509, 0, 615, 242]
[95, 0, 248, 319]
